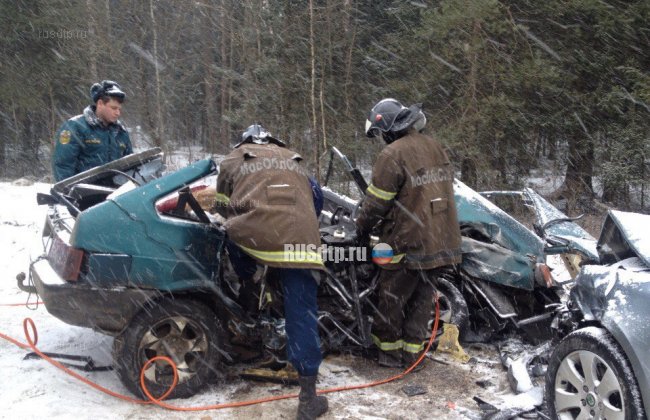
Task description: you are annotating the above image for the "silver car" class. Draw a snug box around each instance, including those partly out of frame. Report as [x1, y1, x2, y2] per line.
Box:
[546, 210, 650, 419]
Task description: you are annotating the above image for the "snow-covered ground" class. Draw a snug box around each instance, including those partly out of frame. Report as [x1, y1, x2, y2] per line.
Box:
[0, 180, 546, 420]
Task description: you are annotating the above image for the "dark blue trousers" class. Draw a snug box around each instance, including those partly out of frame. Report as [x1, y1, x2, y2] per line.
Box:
[279, 268, 322, 376]
[227, 241, 322, 376]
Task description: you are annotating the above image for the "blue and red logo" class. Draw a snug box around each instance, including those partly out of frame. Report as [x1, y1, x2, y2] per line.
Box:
[372, 243, 393, 265]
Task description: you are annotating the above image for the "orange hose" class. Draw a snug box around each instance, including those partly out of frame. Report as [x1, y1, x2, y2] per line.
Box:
[1, 294, 441, 412]
[0, 301, 44, 306]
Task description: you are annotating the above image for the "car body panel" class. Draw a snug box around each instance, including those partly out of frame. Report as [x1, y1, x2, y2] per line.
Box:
[454, 180, 545, 290]
[30, 259, 158, 334]
[524, 187, 598, 261]
[52, 148, 165, 195]
[569, 210, 650, 414]
[30, 151, 226, 333]
[72, 158, 225, 291]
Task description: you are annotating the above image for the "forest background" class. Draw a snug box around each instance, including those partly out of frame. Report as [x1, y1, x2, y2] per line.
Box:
[1, 0, 648, 212]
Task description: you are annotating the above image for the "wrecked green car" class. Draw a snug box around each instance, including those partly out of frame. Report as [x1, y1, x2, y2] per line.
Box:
[19, 148, 596, 398]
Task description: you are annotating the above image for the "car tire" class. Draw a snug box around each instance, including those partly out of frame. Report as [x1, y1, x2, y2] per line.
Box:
[545, 326, 646, 420]
[431, 276, 469, 337]
[113, 298, 228, 399]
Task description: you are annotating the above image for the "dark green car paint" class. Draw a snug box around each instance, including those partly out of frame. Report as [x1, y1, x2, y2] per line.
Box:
[72, 158, 225, 291]
[454, 180, 545, 290]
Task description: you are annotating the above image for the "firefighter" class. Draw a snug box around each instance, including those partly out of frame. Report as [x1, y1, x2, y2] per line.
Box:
[215, 124, 328, 419]
[357, 99, 462, 368]
[52, 80, 132, 181]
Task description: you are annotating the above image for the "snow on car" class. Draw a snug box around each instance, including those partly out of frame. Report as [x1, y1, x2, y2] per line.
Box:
[546, 210, 650, 419]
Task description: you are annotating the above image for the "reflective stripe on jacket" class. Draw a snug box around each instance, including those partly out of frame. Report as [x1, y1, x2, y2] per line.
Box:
[356, 132, 462, 270]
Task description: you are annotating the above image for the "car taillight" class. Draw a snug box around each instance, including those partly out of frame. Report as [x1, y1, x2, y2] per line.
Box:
[48, 236, 85, 282]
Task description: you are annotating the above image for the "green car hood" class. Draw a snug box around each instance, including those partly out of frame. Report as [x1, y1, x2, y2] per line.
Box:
[454, 180, 545, 290]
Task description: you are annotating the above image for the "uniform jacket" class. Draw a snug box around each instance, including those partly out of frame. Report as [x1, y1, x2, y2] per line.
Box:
[215, 143, 324, 270]
[52, 105, 132, 181]
[356, 131, 462, 270]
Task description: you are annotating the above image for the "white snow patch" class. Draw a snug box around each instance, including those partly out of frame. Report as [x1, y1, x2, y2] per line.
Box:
[497, 386, 544, 411]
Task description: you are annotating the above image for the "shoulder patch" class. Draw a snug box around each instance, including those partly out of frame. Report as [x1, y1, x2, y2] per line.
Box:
[59, 130, 71, 145]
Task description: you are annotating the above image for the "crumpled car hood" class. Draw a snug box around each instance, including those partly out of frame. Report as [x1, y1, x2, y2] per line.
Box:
[524, 187, 598, 261]
[598, 210, 650, 267]
[571, 210, 650, 327]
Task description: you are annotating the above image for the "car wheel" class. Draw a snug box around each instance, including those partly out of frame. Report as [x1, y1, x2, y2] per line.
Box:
[113, 298, 228, 399]
[431, 276, 469, 336]
[546, 326, 645, 420]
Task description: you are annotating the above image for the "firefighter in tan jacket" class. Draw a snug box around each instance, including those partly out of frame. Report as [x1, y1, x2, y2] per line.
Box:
[357, 99, 462, 368]
[215, 124, 328, 420]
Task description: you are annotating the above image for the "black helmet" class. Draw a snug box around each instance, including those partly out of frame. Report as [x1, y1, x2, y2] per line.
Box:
[233, 124, 286, 148]
[365, 98, 426, 143]
[90, 80, 126, 103]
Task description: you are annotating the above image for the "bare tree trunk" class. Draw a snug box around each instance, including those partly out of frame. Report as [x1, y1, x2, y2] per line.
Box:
[201, 0, 217, 153]
[460, 20, 481, 187]
[0, 122, 5, 177]
[461, 157, 478, 189]
[343, 22, 356, 117]
[11, 98, 20, 148]
[308, 0, 319, 175]
[149, 0, 165, 153]
[48, 86, 56, 156]
[219, 1, 230, 151]
[559, 128, 594, 210]
[547, 136, 557, 160]
[105, 0, 111, 39]
[103, 0, 113, 67]
[320, 72, 327, 160]
[642, 154, 646, 209]
[86, 0, 98, 81]
[226, 26, 233, 147]
[204, 68, 217, 153]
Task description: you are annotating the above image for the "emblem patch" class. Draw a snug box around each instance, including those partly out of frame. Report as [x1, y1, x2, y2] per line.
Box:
[59, 130, 71, 145]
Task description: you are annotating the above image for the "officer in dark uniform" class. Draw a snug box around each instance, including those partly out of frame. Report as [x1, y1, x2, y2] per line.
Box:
[52, 80, 132, 181]
[215, 124, 328, 420]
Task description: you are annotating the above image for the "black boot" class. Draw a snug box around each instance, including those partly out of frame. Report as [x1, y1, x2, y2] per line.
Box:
[377, 350, 403, 368]
[297, 375, 328, 420]
[402, 350, 427, 372]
